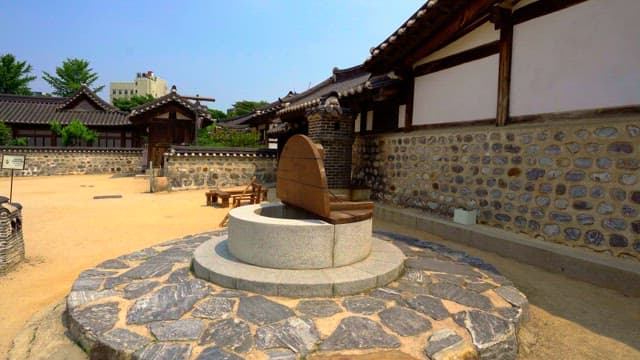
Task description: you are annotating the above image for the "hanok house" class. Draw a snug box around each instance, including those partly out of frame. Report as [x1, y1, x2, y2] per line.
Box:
[0, 85, 212, 170]
[238, 65, 402, 189]
[351, 0, 640, 257]
[235, 0, 640, 265]
[0, 85, 137, 147]
[129, 86, 212, 167]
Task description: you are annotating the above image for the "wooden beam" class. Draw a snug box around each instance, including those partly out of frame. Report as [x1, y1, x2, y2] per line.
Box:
[513, 0, 588, 25]
[509, 105, 640, 124]
[411, 118, 496, 131]
[401, 0, 498, 69]
[496, 7, 513, 127]
[404, 76, 414, 130]
[413, 40, 499, 77]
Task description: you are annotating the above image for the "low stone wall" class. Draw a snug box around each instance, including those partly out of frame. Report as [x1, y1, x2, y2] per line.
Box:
[353, 115, 640, 260]
[0, 147, 143, 176]
[0, 201, 24, 273]
[165, 147, 277, 191]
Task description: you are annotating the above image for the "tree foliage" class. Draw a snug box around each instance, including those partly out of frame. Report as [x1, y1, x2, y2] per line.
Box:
[50, 119, 98, 146]
[225, 100, 269, 119]
[0, 54, 36, 95]
[42, 58, 104, 97]
[0, 121, 27, 146]
[112, 94, 154, 112]
[207, 108, 227, 120]
[197, 125, 261, 148]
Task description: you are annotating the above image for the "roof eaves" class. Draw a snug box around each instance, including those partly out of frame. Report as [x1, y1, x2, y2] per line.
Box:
[56, 85, 119, 112]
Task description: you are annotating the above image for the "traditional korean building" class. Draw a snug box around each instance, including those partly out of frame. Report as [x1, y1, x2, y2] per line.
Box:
[0, 85, 212, 168]
[233, 0, 640, 263]
[356, 0, 640, 261]
[129, 86, 212, 167]
[0, 85, 137, 147]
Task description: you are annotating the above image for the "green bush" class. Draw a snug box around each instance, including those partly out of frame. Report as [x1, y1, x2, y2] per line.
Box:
[197, 125, 261, 148]
[0, 121, 27, 146]
[10, 137, 28, 146]
[50, 119, 98, 146]
[0, 121, 11, 145]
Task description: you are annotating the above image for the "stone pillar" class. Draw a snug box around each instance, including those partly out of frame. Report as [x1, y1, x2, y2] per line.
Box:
[306, 96, 355, 189]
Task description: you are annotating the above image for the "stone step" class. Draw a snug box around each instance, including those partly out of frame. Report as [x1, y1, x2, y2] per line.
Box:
[192, 236, 406, 298]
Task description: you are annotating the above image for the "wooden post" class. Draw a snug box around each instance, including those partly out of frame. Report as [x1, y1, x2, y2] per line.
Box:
[404, 76, 414, 130]
[9, 169, 14, 202]
[496, 6, 513, 127]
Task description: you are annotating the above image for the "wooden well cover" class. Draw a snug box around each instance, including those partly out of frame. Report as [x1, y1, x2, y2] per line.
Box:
[276, 134, 330, 218]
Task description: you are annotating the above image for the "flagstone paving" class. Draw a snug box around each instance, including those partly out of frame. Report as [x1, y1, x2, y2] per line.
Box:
[66, 230, 528, 359]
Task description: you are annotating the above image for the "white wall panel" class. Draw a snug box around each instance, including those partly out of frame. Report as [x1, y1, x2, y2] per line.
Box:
[414, 22, 499, 66]
[398, 105, 406, 128]
[413, 55, 499, 125]
[510, 0, 640, 116]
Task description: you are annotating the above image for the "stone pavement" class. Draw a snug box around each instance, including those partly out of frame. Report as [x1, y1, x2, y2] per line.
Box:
[65, 230, 528, 359]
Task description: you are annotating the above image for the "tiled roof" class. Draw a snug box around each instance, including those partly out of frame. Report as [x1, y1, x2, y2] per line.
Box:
[364, 0, 484, 72]
[0, 90, 130, 127]
[219, 113, 253, 129]
[277, 65, 370, 116]
[220, 91, 299, 128]
[129, 90, 212, 123]
[57, 85, 120, 112]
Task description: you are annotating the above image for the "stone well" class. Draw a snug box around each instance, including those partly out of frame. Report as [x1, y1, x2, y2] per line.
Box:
[228, 202, 372, 269]
[193, 202, 405, 297]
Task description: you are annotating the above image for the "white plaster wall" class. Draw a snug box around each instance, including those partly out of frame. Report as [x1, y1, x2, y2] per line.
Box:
[510, 0, 640, 116]
[354, 113, 361, 133]
[398, 104, 406, 128]
[414, 22, 499, 66]
[513, 0, 538, 11]
[413, 55, 499, 125]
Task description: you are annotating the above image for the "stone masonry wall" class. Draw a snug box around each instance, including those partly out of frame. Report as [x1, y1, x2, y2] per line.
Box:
[0, 202, 24, 273]
[307, 109, 355, 189]
[0, 147, 143, 177]
[165, 149, 277, 191]
[353, 115, 640, 260]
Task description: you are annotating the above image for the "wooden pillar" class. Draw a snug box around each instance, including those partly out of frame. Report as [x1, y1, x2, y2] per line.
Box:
[404, 75, 415, 130]
[495, 6, 513, 127]
[169, 112, 177, 142]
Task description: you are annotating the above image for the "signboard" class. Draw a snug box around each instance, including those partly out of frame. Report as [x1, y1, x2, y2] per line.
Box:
[2, 155, 25, 170]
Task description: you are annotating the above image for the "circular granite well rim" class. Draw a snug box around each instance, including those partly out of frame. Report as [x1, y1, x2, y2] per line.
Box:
[192, 236, 405, 297]
[66, 230, 529, 360]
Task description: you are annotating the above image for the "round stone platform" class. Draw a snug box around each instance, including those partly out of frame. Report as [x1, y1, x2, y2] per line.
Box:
[192, 236, 405, 297]
[66, 230, 528, 360]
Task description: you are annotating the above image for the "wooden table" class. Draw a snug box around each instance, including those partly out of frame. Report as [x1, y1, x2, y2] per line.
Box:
[205, 186, 268, 208]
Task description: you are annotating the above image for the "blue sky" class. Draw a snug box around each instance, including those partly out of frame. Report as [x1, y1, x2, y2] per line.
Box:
[1, 0, 424, 112]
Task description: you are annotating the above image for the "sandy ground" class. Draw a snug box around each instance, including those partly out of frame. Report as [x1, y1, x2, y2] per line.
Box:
[0, 174, 228, 357]
[0, 174, 638, 359]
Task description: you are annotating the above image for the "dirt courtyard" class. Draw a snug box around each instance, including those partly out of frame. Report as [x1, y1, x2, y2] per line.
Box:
[0, 174, 638, 359]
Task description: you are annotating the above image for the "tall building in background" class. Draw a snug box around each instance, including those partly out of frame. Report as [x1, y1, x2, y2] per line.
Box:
[109, 71, 168, 103]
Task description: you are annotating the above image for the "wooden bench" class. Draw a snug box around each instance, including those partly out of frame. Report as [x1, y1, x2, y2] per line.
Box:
[276, 134, 373, 224]
[206, 186, 268, 208]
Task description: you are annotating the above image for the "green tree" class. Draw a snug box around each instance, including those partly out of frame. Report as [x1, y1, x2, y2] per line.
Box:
[112, 94, 154, 112]
[0, 54, 36, 95]
[197, 125, 261, 148]
[207, 108, 227, 121]
[0, 120, 27, 146]
[42, 58, 104, 97]
[0, 120, 12, 145]
[50, 119, 98, 146]
[226, 100, 269, 119]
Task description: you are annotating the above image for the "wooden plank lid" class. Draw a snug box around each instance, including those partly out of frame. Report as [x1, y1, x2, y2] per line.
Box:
[276, 134, 331, 218]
